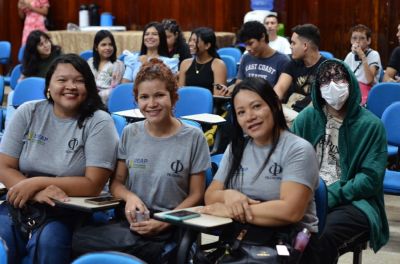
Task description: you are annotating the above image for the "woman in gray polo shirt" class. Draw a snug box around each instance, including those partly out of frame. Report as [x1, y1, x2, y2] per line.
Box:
[0, 54, 119, 264]
[202, 77, 319, 263]
[110, 58, 210, 263]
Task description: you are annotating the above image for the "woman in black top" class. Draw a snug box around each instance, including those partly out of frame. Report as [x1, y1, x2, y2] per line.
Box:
[178, 27, 227, 95]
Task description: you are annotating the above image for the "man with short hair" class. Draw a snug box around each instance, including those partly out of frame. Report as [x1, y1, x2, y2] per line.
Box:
[235, 21, 289, 86]
[292, 59, 389, 263]
[344, 24, 382, 105]
[384, 24, 400, 82]
[274, 24, 326, 117]
[264, 14, 291, 55]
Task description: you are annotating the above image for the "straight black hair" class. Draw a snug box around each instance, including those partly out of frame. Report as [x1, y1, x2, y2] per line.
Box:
[190, 27, 220, 59]
[45, 54, 108, 128]
[92, 30, 118, 70]
[23, 30, 61, 77]
[224, 77, 288, 188]
[140, 22, 169, 57]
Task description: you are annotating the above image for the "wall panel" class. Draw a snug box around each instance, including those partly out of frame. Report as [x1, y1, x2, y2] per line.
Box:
[1, 0, 399, 68]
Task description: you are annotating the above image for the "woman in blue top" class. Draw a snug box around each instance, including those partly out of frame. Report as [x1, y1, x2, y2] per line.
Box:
[122, 22, 178, 83]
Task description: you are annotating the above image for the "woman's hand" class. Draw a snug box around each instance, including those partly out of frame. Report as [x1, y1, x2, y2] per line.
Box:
[32, 185, 69, 206]
[213, 84, 231, 97]
[223, 189, 259, 223]
[200, 202, 233, 218]
[124, 193, 149, 224]
[7, 178, 42, 208]
[130, 219, 169, 236]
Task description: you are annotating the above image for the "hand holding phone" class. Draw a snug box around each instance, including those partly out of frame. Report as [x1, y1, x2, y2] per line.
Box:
[135, 210, 150, 222]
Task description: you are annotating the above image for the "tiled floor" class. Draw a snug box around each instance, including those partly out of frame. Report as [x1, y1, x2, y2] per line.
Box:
[338, 194, 400, 264]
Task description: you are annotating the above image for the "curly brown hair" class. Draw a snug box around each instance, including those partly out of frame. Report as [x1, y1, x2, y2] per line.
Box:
[134, 58, 179, 106]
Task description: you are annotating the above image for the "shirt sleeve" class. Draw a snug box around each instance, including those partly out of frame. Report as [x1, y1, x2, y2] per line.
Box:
[281, 136, 319, 191]
[84, 112, 119, 170]
[387, 47, 400, 71]
[189, 128, 211, 175]
[213, 144, 232, 184]
[0, 102, 34, 158]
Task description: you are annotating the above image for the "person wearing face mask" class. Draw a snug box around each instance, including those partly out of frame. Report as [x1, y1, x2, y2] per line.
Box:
[292, 59, 389, 263]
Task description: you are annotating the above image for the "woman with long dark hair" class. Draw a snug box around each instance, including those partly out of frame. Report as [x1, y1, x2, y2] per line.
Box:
[122, 22, 178, 83]
[0, 54, 119, 264]
[179, 27, 227, 95]
[88, 30, 125, 104]
[202, 77, 319, 262]
[161, 18, 191, 66]
[21, 30, 61, 79]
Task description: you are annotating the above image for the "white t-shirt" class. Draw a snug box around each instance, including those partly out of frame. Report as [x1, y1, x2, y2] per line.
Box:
[269, 36, 291, 55]
[344, 48, 382, 84]
[316, 108, 343, 186]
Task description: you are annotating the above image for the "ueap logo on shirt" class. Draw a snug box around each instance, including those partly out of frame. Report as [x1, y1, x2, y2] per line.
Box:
[128, 158, 148, 169]
[167, 160, 184, 178]
[66, 138, 80, 153]
[26, 131, 48, 145]
[266, 162, 283, 180]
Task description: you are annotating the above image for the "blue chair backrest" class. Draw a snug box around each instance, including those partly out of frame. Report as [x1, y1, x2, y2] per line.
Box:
[217, 47, 242, 64]
[314, 177, 328, 234]
[10, 64, 23, 90]
[220, 55, 237, 80]
[108, 83, 136, 112]
[0, 41, 11, 65]
[320, 50, 334, 59]
[175, 86, 213, 118]
[72, 251, 145, 264]
[180, 119, 202, 130]
[366, 82, 400, 118]
[12, 77, 46, 107]
[112, 114, 127, 138]
[80, 50, 94, 61]
[0, 237, 7, 264]
[0, 76, 4, 104]
[381, 102, 400, 147]
[18, 45, 26, 63]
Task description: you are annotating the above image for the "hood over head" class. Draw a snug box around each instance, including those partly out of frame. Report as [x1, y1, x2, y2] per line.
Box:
[311, 59, 361, 119]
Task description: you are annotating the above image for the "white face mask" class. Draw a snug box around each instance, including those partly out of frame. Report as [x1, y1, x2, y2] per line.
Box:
[320, 81, 349, 110]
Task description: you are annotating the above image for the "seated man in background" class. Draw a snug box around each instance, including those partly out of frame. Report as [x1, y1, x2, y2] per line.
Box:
[292, 59, 389, 263]
[344, 24, 382, 105]
[264, 14, 291, 55]
[383, 24, 400, 82]
[273, 24, 325, 123]
[235, 20, 290, 87]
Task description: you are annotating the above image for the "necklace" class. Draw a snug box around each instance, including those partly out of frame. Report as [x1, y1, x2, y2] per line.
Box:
[194, 59, 205, 74]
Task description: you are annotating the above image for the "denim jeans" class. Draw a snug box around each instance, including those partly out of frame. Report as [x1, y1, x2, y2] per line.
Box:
[0, 200, 78, 264]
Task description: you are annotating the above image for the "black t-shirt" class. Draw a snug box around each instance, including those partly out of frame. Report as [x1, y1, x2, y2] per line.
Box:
[284, 56, 326, 98]
[185, 58, 215, 93]
[387, 46, 400, 73]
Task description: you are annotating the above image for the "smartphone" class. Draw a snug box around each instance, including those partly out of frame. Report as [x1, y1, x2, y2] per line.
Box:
[354, 54, 361, 61]
[163, 210, 201, 221]
[135, 210, 150, 222]
[84, 196, 122, 205]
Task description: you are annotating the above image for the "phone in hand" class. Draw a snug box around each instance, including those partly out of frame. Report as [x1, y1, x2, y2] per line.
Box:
[84, 196, 122, 205]
[163, 210, 201, 221]
[213, 83, 224, 90]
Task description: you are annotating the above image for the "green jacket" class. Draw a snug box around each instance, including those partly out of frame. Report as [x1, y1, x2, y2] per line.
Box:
[292, 59, 389, 252]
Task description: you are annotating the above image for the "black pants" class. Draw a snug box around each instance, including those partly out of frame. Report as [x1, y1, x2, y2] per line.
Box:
[302, 204, 370, 264]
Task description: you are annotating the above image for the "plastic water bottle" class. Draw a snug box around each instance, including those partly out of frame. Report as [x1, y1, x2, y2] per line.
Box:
[294, 228, 311, 252]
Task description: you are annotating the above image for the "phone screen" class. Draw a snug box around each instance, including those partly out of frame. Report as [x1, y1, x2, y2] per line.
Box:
[84, 196, 122, 205]
[163, 210, 200, 221]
